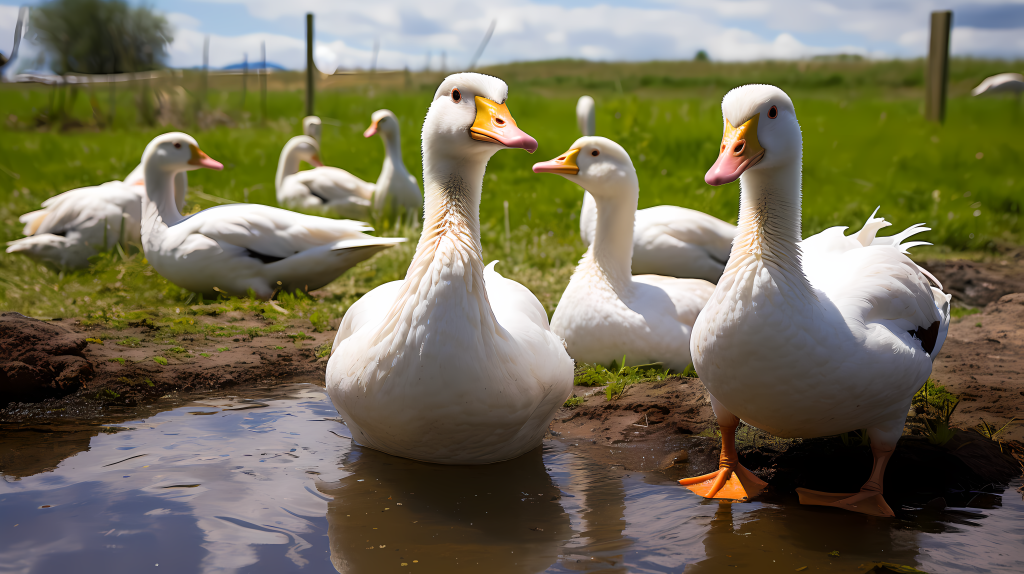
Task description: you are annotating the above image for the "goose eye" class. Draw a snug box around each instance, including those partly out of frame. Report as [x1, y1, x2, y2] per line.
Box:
[768, 105, 778, 119]
[451, 88, 461, 103]
[591, 150, 600, 156]
[174, 143, 182, 149]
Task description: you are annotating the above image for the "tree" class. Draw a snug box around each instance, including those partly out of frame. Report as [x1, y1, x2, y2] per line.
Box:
[33, 0, 172, 75]
[694, 50, 709, 62]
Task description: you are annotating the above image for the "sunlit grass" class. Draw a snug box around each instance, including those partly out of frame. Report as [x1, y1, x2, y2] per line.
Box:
[1, 60, 1021, 325]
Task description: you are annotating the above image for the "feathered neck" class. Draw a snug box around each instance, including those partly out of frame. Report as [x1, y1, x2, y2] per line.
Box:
[141, 160, 186, 244]
[374, 129, 412, 206]
[577, 182, 637, 293]
[275, 143, 304, 192]
[410, 147, 485, 269]
[724, 159, 814, 298]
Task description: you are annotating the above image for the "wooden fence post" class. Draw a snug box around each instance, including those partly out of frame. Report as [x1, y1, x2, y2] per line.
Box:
[925, 10, 952, 123]
[306, 13, 314, 117]
[260, 41, 267, 124]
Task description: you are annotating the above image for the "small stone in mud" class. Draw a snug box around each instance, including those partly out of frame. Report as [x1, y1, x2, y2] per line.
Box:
[659, 449, 689, 469]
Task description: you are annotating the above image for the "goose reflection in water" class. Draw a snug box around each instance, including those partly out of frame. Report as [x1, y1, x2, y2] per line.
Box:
[316, 444, 573, 573]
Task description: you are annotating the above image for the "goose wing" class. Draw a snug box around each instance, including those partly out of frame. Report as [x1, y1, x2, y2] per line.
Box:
[634, 206, 736, 262]
[179, 203, 375, 259]
[292, 167, 375, 204]
[802, 213, 950, 360]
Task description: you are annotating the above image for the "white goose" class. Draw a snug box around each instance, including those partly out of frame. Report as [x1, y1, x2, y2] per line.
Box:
[278, 111, 422, 220]
[535, 137, 714, 371]
[326, 73, 573, 464]
[575, 96, 736, 282]
[680, 85, 951, 517]
[7, 169, 187, 269]
[139, 132, 404, 299]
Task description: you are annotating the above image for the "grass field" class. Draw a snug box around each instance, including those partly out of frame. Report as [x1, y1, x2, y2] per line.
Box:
[1, 59, 1021, 331]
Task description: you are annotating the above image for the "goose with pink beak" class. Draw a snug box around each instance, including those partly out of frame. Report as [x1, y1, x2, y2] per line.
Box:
[682, 84, 951, 517]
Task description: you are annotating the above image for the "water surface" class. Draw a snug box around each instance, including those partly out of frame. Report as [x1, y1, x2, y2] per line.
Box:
[1, 384, 1021, 573]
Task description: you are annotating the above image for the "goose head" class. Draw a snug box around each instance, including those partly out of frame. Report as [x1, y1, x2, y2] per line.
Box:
[143, 132, 223, 177]
[706, 84, 801, 186]
[532, 136, 636, 200]
[364, 109, 401, 141]
[283, 135, 324, 168]
[303, 116, 322, 143]
[423, 73, 538, 162]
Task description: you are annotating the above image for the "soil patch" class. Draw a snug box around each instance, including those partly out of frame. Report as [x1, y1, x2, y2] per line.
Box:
[1, 313, 93, 405]
[925, 253, 1024, 307]
[0, 310, 334, 423]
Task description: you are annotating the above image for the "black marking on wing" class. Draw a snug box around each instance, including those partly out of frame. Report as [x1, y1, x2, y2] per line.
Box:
[308, 189, 330, 203]
[246, 248, 286, 264]
[908, 321, 940, 354]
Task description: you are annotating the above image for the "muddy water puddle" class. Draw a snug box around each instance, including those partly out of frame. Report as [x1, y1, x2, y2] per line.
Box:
[1, 384, 1021, 573]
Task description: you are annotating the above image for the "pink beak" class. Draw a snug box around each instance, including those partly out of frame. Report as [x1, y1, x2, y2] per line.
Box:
[705, 150, 762, 186]
[310, 154, 325, 168]
[363, 121, 378, 138]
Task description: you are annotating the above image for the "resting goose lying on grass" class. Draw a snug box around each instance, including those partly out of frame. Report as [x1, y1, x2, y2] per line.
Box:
[535, 136, 714, 372]
[139, 132, 403, 299]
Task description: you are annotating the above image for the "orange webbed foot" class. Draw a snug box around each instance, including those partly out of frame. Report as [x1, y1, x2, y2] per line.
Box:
[796, 488, 894, 517]
[679, 464, 767, 500]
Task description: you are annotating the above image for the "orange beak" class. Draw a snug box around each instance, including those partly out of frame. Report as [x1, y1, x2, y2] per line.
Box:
[470, 96, 538, 153]
[705, 115, 764, 186]
[532, 147, 580, 175]
[309, 154, 324, 168]
[188, 145, 224, 170]
[363, 119, 380, 138]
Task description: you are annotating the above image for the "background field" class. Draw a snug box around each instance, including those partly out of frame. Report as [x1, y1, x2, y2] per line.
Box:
[1, 58, 1021, 328]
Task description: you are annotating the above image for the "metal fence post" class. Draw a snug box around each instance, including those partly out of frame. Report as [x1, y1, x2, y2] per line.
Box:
[925, 11, 952, 123]
[306, 13, 315, 117]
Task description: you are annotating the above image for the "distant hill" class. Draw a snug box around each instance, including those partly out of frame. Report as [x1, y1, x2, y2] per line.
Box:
[221, 62, 290, 71]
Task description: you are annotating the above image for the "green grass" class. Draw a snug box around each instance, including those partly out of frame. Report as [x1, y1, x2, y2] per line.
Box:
[152, 356, 168, 365]
[1, 59, 1021, 323]
[562, 394, 585, 409]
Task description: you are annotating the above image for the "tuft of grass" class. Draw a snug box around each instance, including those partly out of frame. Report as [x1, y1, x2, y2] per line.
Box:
[118, 336, 142, 348]
[680, 363, 699, 378]
[314, 341, 332, 360]
[95, 388, 120, 400]
[913, 378, 958, 415]
[977, 417, 1017, 452]
[152, 356, 168, 366]
[199, 352, 211, 358]
[85, 337, 103, 345]
[309, 310, 333, 333]
[563, 394, 585, 409]
[840, 429, 870, 447]
[950, 307, 980, 320]
[167, 346, 188, 354]
[217, 347, 229, 352]
[289, 331, 313, 342]
[274, 345, 284, 350]
[107, 357, 126, 365]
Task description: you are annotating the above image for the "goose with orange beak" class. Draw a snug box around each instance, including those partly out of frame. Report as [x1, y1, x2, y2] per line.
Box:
[681, 85, 951, 517]
[534, 136, 715, 372]
[327, 73, 570, 464]
[573, 96, 736, 282]
[138, 132, 404, 299]
[278, 110, 422, 221]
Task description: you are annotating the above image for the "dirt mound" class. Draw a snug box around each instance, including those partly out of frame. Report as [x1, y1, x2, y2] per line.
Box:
[0, 313, 93, 406]
[925, 257, 1024, 307]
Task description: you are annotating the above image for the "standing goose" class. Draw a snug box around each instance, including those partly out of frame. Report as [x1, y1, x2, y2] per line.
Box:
[327, 73, 573, 464]
[535, 137, 714, 371]
[362, 109, 423, 220]
[8, 171, 187, 270]
[139, 132, 404, 299]
[680, 85, 951, 517]
[303, 115, 322, 143]
[575, 96, 736, 282]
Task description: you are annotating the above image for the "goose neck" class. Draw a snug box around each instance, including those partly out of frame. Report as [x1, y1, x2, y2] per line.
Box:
[726, 162, 813, 297]
[588, 191, 636, 287]
[142, 162, 184, 237]
[275, 146, 303, 191]
[414, 151, 486, 259]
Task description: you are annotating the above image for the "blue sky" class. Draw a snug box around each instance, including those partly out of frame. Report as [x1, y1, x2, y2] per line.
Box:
[3, 1, 1024, 71]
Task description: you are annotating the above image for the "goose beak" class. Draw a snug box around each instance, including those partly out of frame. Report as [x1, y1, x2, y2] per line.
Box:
[532, 148, 580, 175]
[705, 115, 764, 186]
[363, 119, 379, 138]
[471, 96, 538, 153]
[188, 145, 224, 170]
[310, 154, 324, 168]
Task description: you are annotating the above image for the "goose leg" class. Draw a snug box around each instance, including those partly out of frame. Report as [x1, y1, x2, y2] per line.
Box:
[679, 395, 767, 500]
[796, 419, 902, 517]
